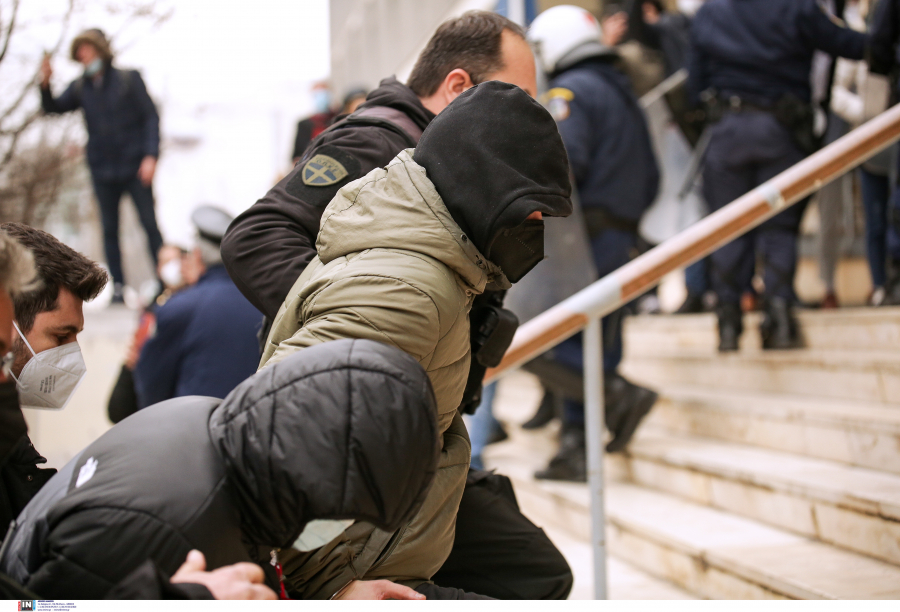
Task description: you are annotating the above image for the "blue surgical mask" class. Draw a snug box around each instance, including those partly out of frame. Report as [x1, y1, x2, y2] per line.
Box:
[84, 58, 103, 77]
[313, 89, 331, 114]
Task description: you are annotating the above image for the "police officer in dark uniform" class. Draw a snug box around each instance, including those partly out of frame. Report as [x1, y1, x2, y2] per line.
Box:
[868, 0, 900, 304]
[220, 11, 573, 600]
[690, 0, 868, 351]
[133, 206, 261, 408]
[527, 5, 661, 482]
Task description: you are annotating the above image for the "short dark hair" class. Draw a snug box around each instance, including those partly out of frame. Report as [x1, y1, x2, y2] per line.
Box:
[407, 11, 527, 98]
[1, 223, 108, 332]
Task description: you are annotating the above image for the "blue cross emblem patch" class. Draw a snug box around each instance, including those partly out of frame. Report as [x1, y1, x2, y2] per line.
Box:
[302, 154, 349, 186]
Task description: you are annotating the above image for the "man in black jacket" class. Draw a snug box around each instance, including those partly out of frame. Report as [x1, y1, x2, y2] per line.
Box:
[1, 339, 438, 601]
[221, 10, 573, 600]
[40, 29, 163, 302]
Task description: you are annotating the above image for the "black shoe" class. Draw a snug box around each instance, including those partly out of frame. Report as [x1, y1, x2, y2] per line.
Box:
[522, 390, 558, 430]
[716, 302, 742, 352]
[675, 292, 705, 314]
[604, 373, 657, 453]
[534, 424, 586, 482]
[760, 297, 802, 350]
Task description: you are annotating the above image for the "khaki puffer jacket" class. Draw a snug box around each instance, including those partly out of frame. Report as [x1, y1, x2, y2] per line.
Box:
[259, 149, 508, 598]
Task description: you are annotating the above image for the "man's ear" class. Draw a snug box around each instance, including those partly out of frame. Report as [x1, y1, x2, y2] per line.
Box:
[443, 69, 475, 104]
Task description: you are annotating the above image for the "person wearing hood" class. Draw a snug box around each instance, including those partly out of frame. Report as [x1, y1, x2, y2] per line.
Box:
[0, 339, 438, 600]
[525, 5, 661, 482]
[39, 29, 163, 303]
[259, 81, 572, 599]
[223, 11, 574, 601]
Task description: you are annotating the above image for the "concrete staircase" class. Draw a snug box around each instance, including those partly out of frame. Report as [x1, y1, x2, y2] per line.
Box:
[484, 307, 900, 599]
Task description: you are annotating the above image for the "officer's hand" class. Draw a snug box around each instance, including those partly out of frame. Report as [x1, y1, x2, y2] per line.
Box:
[335, 580, 425, 600]
[601, 11, 628, 47]
[171, 549, 277, 600]
[138, 155, 157, 186]
[40, 54, 52, 87]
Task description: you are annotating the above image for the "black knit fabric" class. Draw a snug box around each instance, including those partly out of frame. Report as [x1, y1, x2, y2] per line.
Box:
[413, 81, 572, 259]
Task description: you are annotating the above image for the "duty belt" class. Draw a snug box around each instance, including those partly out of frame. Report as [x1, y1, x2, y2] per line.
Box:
[582, 208, 640, 239]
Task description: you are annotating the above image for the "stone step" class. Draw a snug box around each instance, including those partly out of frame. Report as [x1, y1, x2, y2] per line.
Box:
[620, 348, 900, 406]
[492, 455, 900, 599]
[623, 308, 900, 356]
[642, 385, 900, 474]
[617, 430, 900, 566]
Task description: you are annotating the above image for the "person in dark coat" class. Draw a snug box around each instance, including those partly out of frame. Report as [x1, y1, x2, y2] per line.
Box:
[39, 29, 163, 301]
[221, 11, 573, 600]
[689, 0, 867, 350]
[133, 206, 261, 409]
[526, 5, 661, 482]
[868, 0, 900, 304]
[0, 339, 438, 601]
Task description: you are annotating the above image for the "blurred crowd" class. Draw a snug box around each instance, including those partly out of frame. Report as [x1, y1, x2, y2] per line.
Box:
[3, 0, 900, 601]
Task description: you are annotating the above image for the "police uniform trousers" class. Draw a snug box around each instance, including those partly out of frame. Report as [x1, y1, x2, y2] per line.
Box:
[703, 111, 808, 305]
[431, 469, 573, 599]
[545, 227, 635, 425]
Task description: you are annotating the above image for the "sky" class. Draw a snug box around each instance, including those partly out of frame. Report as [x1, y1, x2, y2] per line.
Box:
[6, 0, 331, 246]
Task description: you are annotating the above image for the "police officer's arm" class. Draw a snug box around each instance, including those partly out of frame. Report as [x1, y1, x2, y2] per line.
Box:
[40, 79, 81, 115]
[686, 11, 711, 106]
[221, 127, 409, 320]
[869, 0, 900, 75]
[133, 298, 192, 409]
[131, 71, 161, 160]
[801, 0, 868, 60]
[552, 87, 601, 186]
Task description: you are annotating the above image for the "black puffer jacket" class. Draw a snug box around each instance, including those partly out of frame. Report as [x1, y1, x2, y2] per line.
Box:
[0, 339, 439, 599]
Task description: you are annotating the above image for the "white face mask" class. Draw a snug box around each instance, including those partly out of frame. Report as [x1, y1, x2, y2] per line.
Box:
[159, 259, 183, 288]
[11, 321, 87, 410]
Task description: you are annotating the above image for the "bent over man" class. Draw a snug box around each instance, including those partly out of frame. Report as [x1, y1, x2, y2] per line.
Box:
[223, 11, 573, 600]
[260, 82, 572, 599]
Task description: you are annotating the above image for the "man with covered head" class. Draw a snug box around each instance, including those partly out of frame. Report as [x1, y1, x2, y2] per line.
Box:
[261, 81, 572, 599]
[0, 339, 438, 600]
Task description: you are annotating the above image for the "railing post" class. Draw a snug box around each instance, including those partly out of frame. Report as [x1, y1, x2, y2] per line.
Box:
[583, 317, 607, 600]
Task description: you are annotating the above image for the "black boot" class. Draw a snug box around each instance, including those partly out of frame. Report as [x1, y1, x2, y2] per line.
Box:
[675, 292, 705, 314]
[604, 373, 657, 453]
[522, 389, 558, 430]
[716, 302, 743, 352]
[534, 423, 586, 482]
[760, 297, 802, 349]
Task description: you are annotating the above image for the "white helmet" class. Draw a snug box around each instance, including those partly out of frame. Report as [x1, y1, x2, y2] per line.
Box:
[528, 5, 613, 75]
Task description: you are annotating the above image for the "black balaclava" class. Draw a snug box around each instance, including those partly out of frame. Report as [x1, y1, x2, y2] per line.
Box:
[413, 81, 572, 282]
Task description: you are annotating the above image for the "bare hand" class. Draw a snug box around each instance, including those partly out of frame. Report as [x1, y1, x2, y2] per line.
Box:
[171, 550, 277, 600]
[601, 12, 629, 47]
[335, 580, 425, 600]
[40, 55, 52, 87]
[138, 156, 157, 186]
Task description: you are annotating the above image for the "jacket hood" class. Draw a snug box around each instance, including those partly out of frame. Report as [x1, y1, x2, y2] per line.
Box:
[208, 338, 440, 548]
[356, 77, 435, 133]
[316, 149, 506, 292]
[413, 81, 572, 260]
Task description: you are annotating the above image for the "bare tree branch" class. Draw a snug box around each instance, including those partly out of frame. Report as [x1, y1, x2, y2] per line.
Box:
[0, 0, 20, 65]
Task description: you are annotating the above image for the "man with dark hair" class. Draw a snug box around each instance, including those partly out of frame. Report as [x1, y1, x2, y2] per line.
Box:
[0, 222, 108, 530]
[40, 28, 163, 302]
[221, 10, 573, 600]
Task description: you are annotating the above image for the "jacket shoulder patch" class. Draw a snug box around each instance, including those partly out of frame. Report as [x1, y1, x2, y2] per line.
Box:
[543, 88, 575, 122]
[302, 154, 349, 186]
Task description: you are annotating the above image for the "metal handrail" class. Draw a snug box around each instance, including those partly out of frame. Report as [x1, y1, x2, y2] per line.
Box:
[483, 102, 900, 600]
[485, 102, 900, 383]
